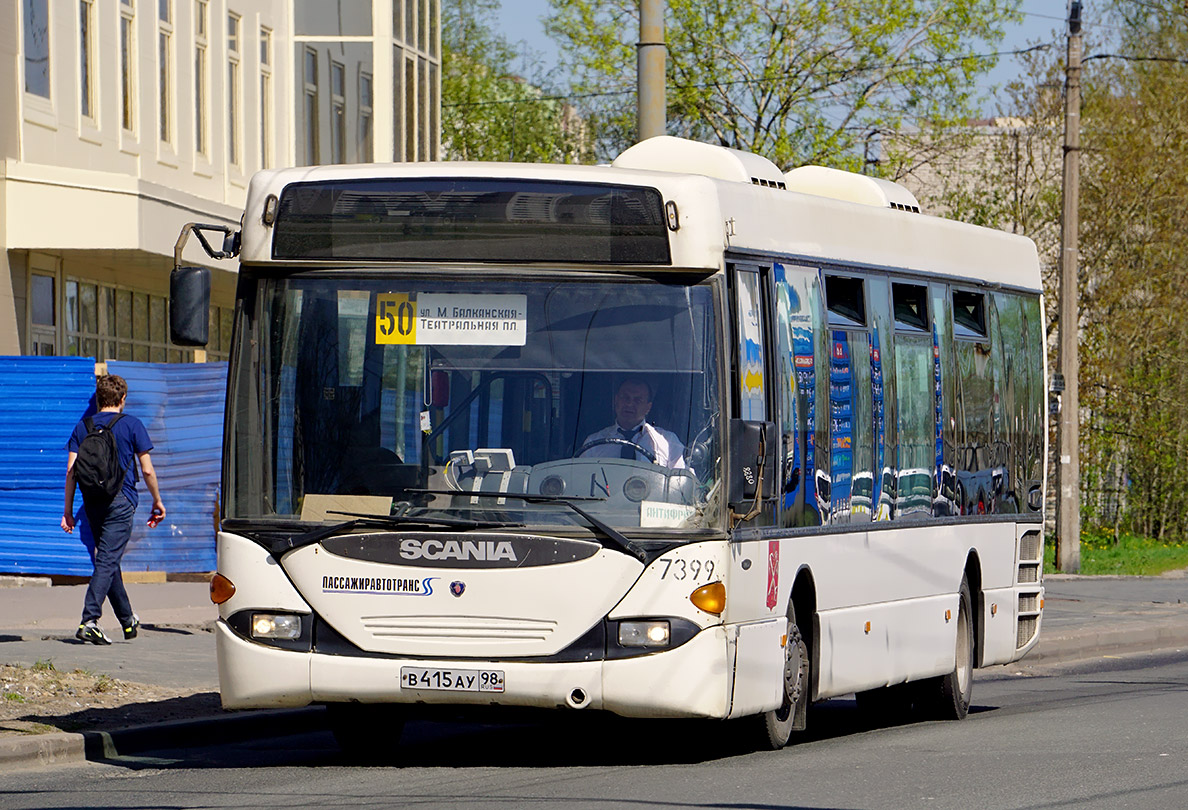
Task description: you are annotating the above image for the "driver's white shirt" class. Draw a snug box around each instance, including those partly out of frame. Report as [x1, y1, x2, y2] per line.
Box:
[580, 421, 687, 469]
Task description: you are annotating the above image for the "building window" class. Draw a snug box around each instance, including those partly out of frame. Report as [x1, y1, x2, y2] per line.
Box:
[417, 57, 428, 162]
[418, 0, 428, 51]
[24, 0, 51, 98]
[227, 13, 241, 168]
[302, 46, 319, 165]
[358, 71, 373, 161]
[207, 306, 234, 361]
[120, 0, 136, 132]
[404, 57, 415, 161]
[331, 60, 346, 163]
[158, 0, 173, 143]
[65, 279, 197, 363]
[428, 61, 438, 160]
[30, 273, 57, 356]
[79, 0, 95, 119]
[429, 0, 438, 57]
[259, 27, 272, 168]
[393, 46, 403, 161]
[195, 0, 209, 155]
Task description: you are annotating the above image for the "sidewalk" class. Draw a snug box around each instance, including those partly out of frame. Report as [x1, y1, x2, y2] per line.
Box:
[1, 571, 1186, 770]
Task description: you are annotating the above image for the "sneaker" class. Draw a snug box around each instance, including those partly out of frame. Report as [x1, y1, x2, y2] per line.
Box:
[76, 621, 112, 646]
[122, 615, 140, 640]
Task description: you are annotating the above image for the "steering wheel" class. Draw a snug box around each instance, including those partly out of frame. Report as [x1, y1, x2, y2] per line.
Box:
[577, 437, 657, 463]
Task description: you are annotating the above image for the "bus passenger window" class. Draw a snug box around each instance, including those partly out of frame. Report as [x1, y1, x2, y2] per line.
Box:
[953, 290, 987, 338]
[826, 275, 867, 327]
[774, 264, 823, 528]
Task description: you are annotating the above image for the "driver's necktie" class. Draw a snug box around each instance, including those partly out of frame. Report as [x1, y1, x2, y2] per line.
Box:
[618, 427, 636, 460]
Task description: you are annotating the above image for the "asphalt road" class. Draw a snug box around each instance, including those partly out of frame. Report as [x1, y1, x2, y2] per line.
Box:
[2, 649, 1186, 810]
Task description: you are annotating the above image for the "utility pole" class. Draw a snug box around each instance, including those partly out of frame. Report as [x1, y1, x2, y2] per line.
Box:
[1056, 0, 1082, 573]
[638, 0, 666, 141]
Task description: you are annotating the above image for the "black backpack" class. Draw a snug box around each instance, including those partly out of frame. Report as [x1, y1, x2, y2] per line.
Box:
[74, 414, 129, 504]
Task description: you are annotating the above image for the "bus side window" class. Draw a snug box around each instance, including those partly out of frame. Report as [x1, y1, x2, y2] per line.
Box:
[867, 276, 895, 522]
[930, 282, 956, 516]
[824, 273, 873, 525]
[733, 269, 767, 422]
[953, 289, 992, 515]
[1020, 295, 1046, 512]
[774, 264, 822, 528]
[892, 282, 934, 519]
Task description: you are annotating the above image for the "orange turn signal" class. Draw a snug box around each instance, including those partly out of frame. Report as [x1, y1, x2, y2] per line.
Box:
[690, 581, 726, 615]
[210, 572, 236, 605]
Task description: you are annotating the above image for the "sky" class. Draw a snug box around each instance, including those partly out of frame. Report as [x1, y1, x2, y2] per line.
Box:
[489, 0, 1091, 114]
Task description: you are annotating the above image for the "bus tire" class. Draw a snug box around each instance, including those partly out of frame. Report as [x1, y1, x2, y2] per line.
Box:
[922, 575, 974, 720]
[326, 703, 406, 760]
[752, 603, 810, 749]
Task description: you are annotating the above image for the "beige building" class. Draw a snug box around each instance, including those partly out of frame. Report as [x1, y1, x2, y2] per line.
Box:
[2, 0, 441, 359]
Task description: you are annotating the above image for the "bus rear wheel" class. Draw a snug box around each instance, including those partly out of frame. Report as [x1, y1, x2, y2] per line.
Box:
[920, 575, 974, 720]
[751, 604, 810, 750]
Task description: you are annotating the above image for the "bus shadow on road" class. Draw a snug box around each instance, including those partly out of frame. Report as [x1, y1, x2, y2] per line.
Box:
[91, 698, 1001, 771]
[329, 698, 1001, 768]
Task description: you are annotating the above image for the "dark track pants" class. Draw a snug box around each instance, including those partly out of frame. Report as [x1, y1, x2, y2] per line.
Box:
[81, 494, 136, 626]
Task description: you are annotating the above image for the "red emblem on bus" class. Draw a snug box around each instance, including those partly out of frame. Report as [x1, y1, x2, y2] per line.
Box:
[766, 541, 779, 610]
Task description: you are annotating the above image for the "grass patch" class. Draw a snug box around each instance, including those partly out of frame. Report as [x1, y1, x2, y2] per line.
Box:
[30, 660, 56, 673]
[3, 693, 27, 703]
[1045, 530, 1188, 575]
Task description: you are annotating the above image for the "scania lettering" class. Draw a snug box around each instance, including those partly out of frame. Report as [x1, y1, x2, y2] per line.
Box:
[174, 136, 1046, 752]
[399, 539, 516, 562]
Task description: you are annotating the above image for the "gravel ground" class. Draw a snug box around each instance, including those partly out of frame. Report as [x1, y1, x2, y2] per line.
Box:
[0, 661, 220, 737]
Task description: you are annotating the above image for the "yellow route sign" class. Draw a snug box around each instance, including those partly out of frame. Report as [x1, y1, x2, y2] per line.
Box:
[375, 293, 417, 344]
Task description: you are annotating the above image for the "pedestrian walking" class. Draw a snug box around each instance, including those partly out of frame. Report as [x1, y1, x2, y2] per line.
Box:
[61, 374, 165, 645]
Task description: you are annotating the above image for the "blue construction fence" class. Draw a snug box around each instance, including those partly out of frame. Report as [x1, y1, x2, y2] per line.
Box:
[0, 356, 226, 576]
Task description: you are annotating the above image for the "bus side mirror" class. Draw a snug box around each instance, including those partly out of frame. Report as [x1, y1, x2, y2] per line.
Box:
[728, 419, 776, 508]
[170, 266, 211, 347]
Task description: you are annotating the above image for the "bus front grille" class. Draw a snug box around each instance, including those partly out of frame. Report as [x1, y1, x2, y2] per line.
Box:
[361, 615, 558, 644]
[1016, 615, 1038, 648]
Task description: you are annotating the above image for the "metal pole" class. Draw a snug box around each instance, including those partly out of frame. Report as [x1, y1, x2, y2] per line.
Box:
[638, 0, 666, 141]
[1056, 1, 1082, 573]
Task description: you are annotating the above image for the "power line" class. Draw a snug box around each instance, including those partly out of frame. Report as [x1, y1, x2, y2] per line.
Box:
[1084, 52, 1188, 65]
[444, 43, 1061, 109]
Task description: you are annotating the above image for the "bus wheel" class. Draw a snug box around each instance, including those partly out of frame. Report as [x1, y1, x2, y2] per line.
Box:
[754, 604, 810, 749]
[921, 576, 974, 720]
[326, 703, 406, 760]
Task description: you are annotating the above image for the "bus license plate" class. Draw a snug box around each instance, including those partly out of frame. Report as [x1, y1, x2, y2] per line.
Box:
[400, 667, 505, 693]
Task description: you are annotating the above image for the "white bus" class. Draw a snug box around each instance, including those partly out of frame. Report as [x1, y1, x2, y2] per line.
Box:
[172, 136, 1046, 751]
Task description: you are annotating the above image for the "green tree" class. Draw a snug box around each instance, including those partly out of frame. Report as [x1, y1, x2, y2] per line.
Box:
[442, 0, 588, 162]
[545, 0, 1022, 169]
[1074, 1, 1188, 539]
[915, 2, 1188, 542]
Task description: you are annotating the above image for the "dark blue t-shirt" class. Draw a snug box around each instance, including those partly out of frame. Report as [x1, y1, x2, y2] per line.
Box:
[67, 411, 153, 508]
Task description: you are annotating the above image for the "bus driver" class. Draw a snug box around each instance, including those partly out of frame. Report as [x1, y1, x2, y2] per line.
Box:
[579, 377, 687, 469]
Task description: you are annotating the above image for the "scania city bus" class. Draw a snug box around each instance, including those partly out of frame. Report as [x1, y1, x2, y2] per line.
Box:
[170, 136, 1046, 750]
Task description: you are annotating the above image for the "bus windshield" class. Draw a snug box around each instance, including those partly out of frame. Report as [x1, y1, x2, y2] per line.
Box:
[225, 272, 723, 533]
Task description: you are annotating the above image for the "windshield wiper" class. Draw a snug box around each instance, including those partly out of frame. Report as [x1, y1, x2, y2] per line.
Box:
[406, 488, 647, 562]
[271, 512, 526, 556]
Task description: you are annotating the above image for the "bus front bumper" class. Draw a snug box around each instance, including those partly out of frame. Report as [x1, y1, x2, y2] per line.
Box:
[215, 619, 732, 719]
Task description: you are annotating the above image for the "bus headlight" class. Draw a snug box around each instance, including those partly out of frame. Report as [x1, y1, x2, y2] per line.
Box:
[251, 613, 303, 640]
[618, 620, 671, 648]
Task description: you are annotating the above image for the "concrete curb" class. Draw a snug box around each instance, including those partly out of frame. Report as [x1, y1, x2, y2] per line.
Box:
[1, 707, 324, 771]
[1025, 624, 1188, 663]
